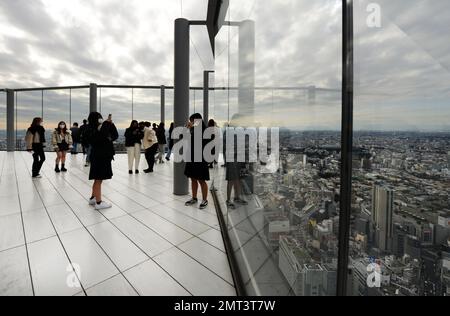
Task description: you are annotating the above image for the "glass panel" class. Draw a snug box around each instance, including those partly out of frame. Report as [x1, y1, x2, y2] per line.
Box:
[213, 0, 342, 296]
[99, 88, 133, 149]
[133, 88, 161, 124]
[16, 91, 43, 150]
[0, 92, 6, 150]
[70, 89, 90, 128]
[352, 0, 450, 296]
[165, 88, 174, 126]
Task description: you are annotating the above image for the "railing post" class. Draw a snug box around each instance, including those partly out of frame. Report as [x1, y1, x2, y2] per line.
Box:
[6, 89, 15, 152]
[161, 85, 166, 124]
[89, 83, 98, 113]
[173, 18, 190, 196]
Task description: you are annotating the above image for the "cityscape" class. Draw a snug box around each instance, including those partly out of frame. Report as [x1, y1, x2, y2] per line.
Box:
[232, 130, 450, 296]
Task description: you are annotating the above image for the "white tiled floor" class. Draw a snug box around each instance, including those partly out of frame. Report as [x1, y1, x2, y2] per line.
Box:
[0, 151, 235, 296]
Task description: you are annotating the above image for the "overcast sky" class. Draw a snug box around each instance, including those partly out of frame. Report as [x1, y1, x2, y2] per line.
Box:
[0, 0, 450, 131]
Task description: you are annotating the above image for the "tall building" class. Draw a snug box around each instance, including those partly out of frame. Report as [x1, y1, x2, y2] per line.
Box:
[371, 183, 394, 253]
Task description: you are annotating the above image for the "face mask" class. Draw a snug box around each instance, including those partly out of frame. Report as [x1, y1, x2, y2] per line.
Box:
[60, 125, 66, 129]
[98, 119, 104, 124]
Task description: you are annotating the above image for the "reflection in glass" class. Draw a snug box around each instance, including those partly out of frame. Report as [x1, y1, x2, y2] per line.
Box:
[351, 0, 450, 296]
[212, 0, 342, 296]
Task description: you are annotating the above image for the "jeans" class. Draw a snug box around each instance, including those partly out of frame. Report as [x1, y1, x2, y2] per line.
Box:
[145, 144, 158, 171]
[127, 144, 142, 171]
[85, 145, 92, 163]
[32, 143, 46, 177]
[158, 144, 166, 162]
[71, 143, 78, 154]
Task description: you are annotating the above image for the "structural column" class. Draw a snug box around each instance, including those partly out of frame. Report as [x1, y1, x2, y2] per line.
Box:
[173, 18, 190, 196]
[238, 20, 255, 122]
[161, 85, 166, 124]
[203, 71, 213, 124]
[89, 83, 98, 113]
[6, 89, 15, 152]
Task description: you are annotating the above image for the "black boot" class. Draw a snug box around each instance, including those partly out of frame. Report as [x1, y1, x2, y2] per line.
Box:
[55, 165, 61, 173]
[61, 164, 67, 172]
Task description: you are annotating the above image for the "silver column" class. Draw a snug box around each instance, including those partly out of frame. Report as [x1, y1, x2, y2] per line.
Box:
[161, 85, 166, 124]
[89, 83, 98, 113]
[173, 18, 190, 196]
[6, 89, 15, 152]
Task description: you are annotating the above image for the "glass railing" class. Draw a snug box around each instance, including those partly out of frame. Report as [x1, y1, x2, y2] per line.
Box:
[211, 0, 343, 296]
[10, 86, 183, 152]
[351, 0, 450, 297]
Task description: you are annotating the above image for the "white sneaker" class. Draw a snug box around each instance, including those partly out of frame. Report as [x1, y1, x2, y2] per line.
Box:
[95, 201, 112, 210]
[89, 197, 96, 206]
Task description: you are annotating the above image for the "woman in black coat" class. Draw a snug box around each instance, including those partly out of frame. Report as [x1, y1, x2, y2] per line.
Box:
[184, 113, 210, 210]
[86, 112, 119, 210]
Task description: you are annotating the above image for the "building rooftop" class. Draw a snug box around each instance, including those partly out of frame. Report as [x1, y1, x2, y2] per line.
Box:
[0, 151, 235, 296]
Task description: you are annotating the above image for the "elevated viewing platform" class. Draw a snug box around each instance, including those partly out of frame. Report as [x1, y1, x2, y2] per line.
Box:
[0, 151, 235, 296]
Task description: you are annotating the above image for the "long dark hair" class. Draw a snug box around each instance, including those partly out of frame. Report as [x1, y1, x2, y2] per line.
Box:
[129, 120, 139, 129]
[56, 121, 68, 134]
[190, 113, 206, 130]
[88, 112, 103, 128]
[30, 117, 43, 129]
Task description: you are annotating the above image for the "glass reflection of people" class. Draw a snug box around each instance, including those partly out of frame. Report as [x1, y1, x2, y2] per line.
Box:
[208, 119, 218, 169]
[26, 117, 46, 179]
[225, 114, 248, 209]
[52, 121, 73, 173]
[166, 122, 175, 161]
[184, 113, 210, 210]
[86, 112, 118, 210]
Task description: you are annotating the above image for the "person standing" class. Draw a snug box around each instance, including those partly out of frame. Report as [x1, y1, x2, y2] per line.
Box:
[143, 122, 158, 173]
[80, 119, 91, 167]
[25, 117, 46, 179]
[166, 122, 175, 161]
[184, 113, 210, 210]
[86, 112, 118, 210]
[70, 122, 81, 155]
[125, 120, 144, 174]
[156, 122, 167, 164]
[52, 121, 73, 173]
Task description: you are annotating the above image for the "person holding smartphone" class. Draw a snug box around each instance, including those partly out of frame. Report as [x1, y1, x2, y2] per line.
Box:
[25, 117, 46, 179]
[184, 113, 210, 210]
[85, 112, 119, 210]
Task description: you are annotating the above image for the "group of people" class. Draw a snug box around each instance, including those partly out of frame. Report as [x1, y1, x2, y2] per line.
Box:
[24, 112, 225, 211]
[124, 121, 174, 174]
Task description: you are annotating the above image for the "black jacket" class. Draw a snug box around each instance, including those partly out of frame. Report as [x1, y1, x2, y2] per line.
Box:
[156, 128, 167, 145]
[88, 122, 119, 160]
[124, 128, 144, 147]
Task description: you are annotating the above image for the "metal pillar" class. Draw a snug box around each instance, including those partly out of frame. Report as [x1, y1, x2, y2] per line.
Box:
[161, 85, 166, 124]
[337, 0, 354, 297]
[203, 71, 214, 123]
[238, 20, 255, 122]
[89, 83, 98, 113]
[6, 89, 15, 152]
[173, 18, 190, 196]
